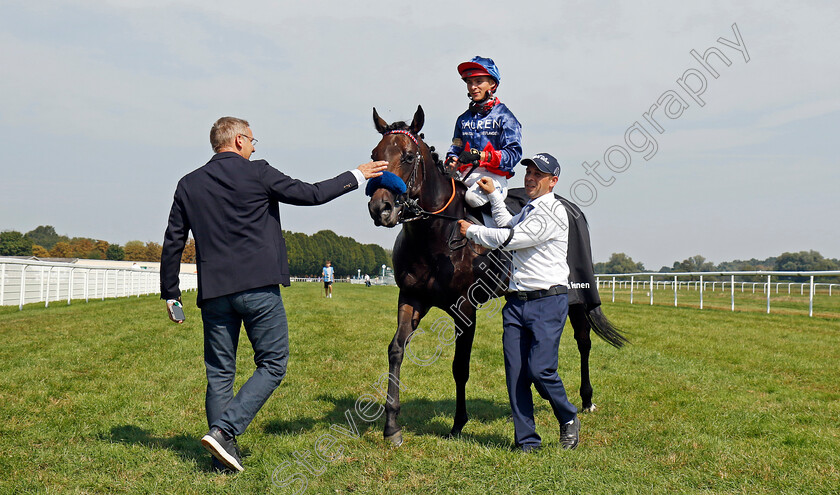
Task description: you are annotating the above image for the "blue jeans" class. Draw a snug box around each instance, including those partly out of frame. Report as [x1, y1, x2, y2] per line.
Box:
[502, 293, 577, 447]
[200, 285, 289, 437]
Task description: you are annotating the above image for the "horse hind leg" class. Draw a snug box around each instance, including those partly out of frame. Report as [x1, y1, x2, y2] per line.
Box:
[447, 305, 477, 437]
[569, 305, 595, 412]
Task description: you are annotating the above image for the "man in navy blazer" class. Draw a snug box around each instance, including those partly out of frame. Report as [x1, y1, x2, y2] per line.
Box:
[160, 116, 387, 472]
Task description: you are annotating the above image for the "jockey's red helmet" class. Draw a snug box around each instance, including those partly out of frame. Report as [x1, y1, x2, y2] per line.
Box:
[457, 56, 500, 89]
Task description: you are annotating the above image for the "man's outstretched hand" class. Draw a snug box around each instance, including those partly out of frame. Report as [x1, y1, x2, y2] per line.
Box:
[358, 161, 389, 179]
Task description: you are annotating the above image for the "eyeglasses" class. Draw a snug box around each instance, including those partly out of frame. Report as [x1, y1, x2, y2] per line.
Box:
[239, 134, 258, 145]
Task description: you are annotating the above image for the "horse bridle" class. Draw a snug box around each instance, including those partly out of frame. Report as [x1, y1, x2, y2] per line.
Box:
[381, 130, 458, 223]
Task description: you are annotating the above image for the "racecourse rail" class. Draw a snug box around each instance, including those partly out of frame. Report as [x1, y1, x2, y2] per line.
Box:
[3, 259, 837, 317]
[0, 258, 197, 310]
[597, 270, 840, 317]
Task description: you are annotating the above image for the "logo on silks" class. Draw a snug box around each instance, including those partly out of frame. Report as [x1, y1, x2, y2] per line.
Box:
[366, 171, 407, 197]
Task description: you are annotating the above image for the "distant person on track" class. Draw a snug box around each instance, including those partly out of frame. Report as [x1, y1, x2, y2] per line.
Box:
[457, 152, 580, 452]
[159, 116, 387, 473]
[323, 261, 334, 298]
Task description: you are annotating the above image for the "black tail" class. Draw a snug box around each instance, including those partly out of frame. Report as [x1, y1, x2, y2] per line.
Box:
[585, 306, 629, 348]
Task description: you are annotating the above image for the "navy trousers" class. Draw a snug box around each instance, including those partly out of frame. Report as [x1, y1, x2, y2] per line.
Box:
[502, 293, 577, 447]
[200, 285, 289, 437]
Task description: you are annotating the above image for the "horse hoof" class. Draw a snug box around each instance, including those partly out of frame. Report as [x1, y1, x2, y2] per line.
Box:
[446, 430, 461, 439]
[582, 404, 597, 413]
[448, 415, 470, 438]
[385, 431, 403, 446]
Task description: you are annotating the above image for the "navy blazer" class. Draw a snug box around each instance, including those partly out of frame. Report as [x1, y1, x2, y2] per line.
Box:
[160, 152, 359, 306]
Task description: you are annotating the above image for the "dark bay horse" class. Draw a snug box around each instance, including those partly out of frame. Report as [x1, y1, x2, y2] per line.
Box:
[367, 105, 626, 446]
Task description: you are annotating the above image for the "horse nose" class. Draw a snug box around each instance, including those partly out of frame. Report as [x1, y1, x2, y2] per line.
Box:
[380, 202, 393, 223]
[377, 201, 394, 224]
[369, 198, 393, 226]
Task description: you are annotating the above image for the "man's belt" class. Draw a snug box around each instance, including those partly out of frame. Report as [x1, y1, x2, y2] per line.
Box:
[506, 284, 568, 301]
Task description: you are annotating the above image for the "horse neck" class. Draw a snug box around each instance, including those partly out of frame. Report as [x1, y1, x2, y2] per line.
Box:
[416, 147, 459, 214]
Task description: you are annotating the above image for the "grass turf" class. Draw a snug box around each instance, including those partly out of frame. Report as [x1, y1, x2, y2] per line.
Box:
[1, 283, 838, 494]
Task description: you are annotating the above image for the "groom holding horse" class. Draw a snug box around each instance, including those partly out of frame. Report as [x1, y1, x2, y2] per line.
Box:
[458, 152, 580, 452]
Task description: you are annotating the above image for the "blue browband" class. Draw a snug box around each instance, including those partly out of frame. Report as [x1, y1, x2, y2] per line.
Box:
[365, 170, 407, 197]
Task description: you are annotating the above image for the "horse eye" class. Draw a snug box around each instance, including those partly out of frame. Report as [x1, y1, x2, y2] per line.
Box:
[402, 152, 415, 163]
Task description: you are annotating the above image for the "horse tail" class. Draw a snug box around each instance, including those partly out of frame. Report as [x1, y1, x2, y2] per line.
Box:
[585, 306, 629, 348]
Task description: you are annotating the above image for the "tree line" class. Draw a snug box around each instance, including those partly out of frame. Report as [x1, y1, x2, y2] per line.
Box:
[5, 226, 833, 281]
[284, 230, 390, 277]
[595, 251, 840, 282]
[0, 225, 389, 277]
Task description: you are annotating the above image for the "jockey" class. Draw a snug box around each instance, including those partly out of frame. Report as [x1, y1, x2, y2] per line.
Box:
[446, 56, 523, 212]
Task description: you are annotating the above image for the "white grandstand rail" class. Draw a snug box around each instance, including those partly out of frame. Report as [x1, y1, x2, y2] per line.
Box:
[0, 258, 197, 309]
[68, 268, 74, 305]
[595, 270, 840, 317]
[45, 266, 53, 308]
[19, 265, 27, 310]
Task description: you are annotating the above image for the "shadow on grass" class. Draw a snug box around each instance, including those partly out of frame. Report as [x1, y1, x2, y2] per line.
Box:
[263, 395, 511, 447]
[106, 425, 241, 473]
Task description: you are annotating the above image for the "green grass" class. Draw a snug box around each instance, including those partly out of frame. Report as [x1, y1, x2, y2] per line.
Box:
[1, 284, 838, 494]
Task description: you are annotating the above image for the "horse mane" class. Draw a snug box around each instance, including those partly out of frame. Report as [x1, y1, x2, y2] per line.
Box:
[382, 121, 443, 171]
[381, 121, 410, 133]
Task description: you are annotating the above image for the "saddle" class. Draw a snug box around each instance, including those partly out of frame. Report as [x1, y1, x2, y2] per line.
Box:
[464, 203, 490, 226]
[464, 188, 530, 228]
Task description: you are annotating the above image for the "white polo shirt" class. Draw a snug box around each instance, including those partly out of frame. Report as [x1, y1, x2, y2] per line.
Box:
[465, 190, 569, 291]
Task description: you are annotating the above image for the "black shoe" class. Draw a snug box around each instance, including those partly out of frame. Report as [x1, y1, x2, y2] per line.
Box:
[520, 444, 542, 454]
[211, 457, 236, 473]
[201, 427, 244, 472]
[560, 416, 580, 450]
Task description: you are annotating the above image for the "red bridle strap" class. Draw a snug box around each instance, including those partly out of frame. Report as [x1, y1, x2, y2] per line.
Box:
[384, 129, 421, 148]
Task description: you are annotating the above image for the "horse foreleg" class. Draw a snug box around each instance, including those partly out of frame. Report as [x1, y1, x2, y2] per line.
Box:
[569, 305, 595, 412]
[447, 304, 476, 437]
[383, 296, 427, 446]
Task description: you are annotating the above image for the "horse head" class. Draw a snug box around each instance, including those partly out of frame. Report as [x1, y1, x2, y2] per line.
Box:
[367, 105, 432, 227]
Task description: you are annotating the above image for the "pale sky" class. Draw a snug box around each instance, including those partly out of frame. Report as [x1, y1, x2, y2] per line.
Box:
[1, 0, 837, 269]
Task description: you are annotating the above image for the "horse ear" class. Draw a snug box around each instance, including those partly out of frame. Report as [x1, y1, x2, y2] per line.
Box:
[373, 107, 389, 134]
[409, 105, 425, 134]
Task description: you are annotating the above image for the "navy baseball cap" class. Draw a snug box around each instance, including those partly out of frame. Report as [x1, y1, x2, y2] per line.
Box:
[521, 153, 561, 176]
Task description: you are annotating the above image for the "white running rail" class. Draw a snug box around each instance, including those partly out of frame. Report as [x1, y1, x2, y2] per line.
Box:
[596, 270, 840, 317]
[0, 258, 197, 310]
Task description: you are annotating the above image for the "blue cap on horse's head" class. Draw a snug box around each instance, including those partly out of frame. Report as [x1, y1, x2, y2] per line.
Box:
[521, 153, 561, 177]
[365, 170, 408, 197]
[458, 56, 500, 87]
